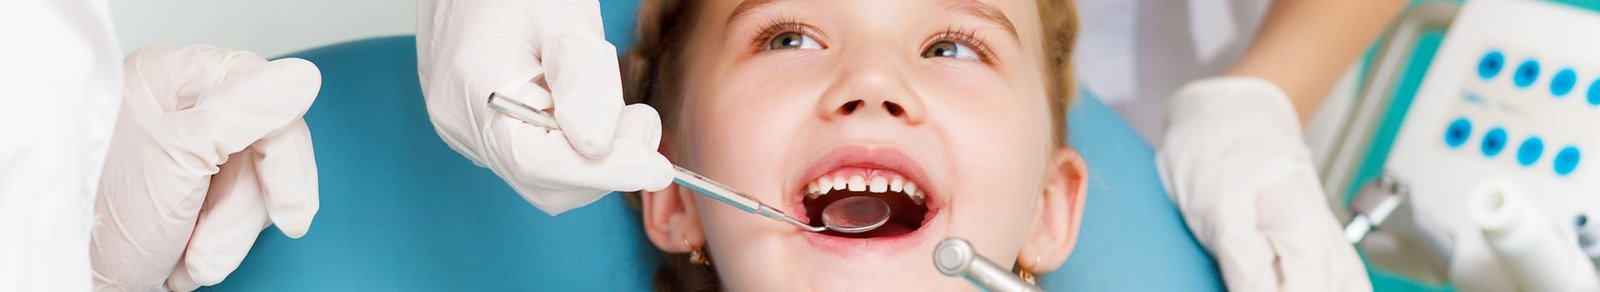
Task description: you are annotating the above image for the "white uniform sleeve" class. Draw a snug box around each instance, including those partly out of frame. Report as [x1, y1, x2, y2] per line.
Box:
[0, 0, 122, 290]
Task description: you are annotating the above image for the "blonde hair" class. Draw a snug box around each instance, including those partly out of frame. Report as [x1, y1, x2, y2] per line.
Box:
[1036, 0, 1078, 145]
[622, 0, 1078, 289]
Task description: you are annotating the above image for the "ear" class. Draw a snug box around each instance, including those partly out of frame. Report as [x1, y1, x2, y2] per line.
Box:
[1019, 148, 1088, 272]
[641, 133, 706, 254]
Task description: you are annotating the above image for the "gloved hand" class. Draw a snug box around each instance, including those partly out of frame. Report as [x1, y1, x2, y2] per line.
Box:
[1157, 77, 1371, 291]
[416, 0, 673, 215]
[91, 45, 321, 291]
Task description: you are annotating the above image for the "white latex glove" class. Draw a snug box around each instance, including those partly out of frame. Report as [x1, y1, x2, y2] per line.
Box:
[91, 45, 321, 291]
[417, 0, 673, 215]
[1158, 77, 1371, 291]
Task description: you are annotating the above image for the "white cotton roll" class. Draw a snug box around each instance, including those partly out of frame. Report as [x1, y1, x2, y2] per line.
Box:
[1470, 181, 1600, 291]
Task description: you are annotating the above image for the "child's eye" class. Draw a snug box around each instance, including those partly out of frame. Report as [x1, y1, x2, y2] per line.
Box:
[921, 40, 979, 60]
[921, 29, 994, 63]
[767, 31, 822, 50]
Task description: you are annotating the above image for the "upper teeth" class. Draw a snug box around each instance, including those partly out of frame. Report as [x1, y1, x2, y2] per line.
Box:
[806, 174, 925, 205]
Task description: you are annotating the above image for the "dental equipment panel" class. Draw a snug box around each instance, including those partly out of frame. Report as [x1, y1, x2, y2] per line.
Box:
[487, 92, 893, 234]
[1468, 181, 1598, 290]
[1351, 0, 1600, 289]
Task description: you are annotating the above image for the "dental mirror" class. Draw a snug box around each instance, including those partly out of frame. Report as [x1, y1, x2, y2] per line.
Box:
[820, 196, 892, 233]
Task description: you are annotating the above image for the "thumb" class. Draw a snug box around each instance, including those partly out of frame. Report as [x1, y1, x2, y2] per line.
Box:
[1258, 172, 1371, 290]
[613, 104, 674, 192]
[166, 56, 320, 168]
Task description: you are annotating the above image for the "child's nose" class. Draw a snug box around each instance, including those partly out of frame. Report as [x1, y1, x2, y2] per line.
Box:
[816, 66, 926, 123]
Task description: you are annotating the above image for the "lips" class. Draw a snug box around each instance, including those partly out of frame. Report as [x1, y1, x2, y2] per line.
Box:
[791, 144, 942, 254]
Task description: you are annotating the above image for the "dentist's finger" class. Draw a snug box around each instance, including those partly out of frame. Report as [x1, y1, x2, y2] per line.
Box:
[486, 114, 671, 214]
[420, 29, 545, 165]
[166, 260, 199, 291]
[253, 119, 319, 238]
[612, 104, 672, 192]
[1207, 228, 1279, 291]
[1258, 171, 1369, 290]
[542, 33, 624, 159]
[166, 55, 320, 168]
[176, 150, 271, 288]
[613, 104, 665, 152]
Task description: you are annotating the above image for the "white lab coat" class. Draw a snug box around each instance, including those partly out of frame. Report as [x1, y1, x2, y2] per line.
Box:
[1073, 0, 1271, 144]
[0, 0, 121, 290]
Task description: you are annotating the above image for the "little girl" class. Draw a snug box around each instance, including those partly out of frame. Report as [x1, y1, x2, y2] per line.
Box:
[625, 0, 1083, 289]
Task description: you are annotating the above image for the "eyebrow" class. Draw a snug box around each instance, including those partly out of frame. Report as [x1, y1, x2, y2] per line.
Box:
[942, 0, 1019, 42]
[726, 0, 1020, 42]
[727, 0, 783, 26]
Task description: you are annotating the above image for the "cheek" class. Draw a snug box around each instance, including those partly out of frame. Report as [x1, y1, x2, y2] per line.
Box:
[945, 131, 1052, 260]
[680, 53, 837, 173]
[677, 56, 835, 268]
[918, 65, 1055, 249]
[947, 132, 1051, 243]
[680, 55, 833, 185]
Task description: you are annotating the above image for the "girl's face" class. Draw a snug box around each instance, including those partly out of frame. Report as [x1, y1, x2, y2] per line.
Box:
[639, 0, 1087, 290]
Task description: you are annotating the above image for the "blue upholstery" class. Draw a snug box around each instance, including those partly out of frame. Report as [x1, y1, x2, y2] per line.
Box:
[209, 2, 1219, 289]
[208, 36, 658, 291]
[1046, 93, 1223, 290]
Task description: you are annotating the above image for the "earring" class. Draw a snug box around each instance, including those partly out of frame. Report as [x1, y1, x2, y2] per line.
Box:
[685, 238, 711, 266]
[1015, 256, 1039, 284]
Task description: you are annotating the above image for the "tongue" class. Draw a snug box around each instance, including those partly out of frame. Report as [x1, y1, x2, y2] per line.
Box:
[823, 221, 914, 238]
[860, 222, 914, 237]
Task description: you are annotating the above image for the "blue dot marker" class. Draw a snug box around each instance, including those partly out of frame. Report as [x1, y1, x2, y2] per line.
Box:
[1514, 59, 1541, 89]
[1445, 117, 1472, 148]
[1555, 146, 1581, 176]
[1589, 78, 1600, 106]
[1552, 69, 1577, 97]
[1482, 128, 1508, 157]
[1517, 136, 1544, 166]
[1478, 51, 1505, 80]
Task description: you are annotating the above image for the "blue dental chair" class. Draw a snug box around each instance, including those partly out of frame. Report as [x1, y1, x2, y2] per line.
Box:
[206, 3, 1222, 291]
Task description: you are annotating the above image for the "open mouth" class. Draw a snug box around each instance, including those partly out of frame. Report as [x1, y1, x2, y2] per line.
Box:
[800, 168, 932, 238]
